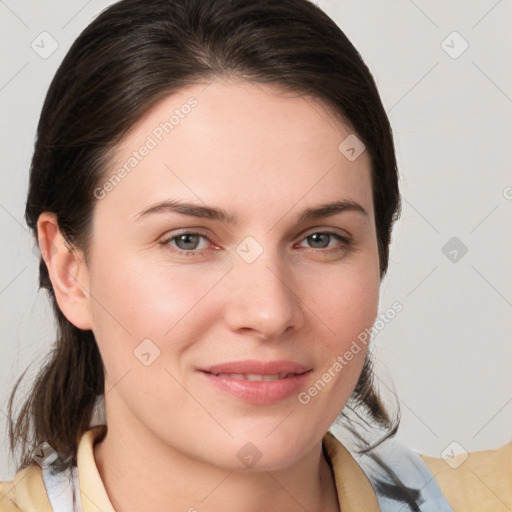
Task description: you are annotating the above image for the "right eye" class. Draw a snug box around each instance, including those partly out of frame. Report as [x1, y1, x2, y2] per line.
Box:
[160, 231, 213, 256]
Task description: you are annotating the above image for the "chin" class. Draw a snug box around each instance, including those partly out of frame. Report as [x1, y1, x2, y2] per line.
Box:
[204, 435, 314, 473]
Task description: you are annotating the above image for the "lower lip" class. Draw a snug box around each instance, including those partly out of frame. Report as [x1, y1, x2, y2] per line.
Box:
[199, 371, 311, 405]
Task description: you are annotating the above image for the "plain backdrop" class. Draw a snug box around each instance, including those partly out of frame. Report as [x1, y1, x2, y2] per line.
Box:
[1, 0, 511, 480]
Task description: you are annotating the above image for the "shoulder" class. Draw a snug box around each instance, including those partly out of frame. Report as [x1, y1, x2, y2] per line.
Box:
[327, 428, 511, 511]
[0, 464, 52, 512]
[325, 430, 454, 510]
[420, 441, 512, 512]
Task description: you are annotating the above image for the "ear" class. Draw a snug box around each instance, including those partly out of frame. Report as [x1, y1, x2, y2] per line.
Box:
[36, 212, 92, 330]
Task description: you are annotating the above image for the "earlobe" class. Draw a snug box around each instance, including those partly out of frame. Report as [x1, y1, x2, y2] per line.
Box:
[36, 212, 93, 330]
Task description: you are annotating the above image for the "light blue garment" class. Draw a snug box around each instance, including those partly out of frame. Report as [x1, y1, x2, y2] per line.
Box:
[330, 427, 454, 512]
[42, 465, 83, 512]
[43, 428, 453, 511]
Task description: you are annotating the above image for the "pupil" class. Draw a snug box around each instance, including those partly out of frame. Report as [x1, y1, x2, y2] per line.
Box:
[177, 234, 199, 250]
[309, 233, 328, 248]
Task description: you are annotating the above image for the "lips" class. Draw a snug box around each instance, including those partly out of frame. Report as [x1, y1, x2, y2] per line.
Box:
[213, 373, 294, 381]
[200, 359, 312, 376]
[198, 359, 312, 404]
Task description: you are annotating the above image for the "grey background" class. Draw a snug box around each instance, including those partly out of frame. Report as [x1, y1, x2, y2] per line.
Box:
[1, 0, 511, 480]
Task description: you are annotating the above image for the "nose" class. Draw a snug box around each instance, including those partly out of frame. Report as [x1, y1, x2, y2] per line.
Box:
[223, 249, 305, 341]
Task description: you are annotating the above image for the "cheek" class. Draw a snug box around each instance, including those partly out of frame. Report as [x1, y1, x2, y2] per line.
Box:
[306, 256, 380, 343]
[88, 255, 226, 379]
[301, 257, 379, 402]
[90, 253, 211, 334]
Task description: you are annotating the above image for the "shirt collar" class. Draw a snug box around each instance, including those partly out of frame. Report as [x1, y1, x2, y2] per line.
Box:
[77, 426, 115, 512]
[77, 426, 379, 512]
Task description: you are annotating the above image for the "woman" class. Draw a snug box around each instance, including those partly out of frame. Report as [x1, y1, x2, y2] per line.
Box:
[1, 0, 509, 511]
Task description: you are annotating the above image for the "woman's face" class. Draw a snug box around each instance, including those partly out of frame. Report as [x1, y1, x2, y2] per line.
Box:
[84, 76, 380, 470]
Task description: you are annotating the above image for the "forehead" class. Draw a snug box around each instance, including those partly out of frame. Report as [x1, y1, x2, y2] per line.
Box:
[95, 76, 373, 225]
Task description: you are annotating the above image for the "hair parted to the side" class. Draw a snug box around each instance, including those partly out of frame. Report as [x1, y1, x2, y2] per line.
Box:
[9, 0, 402, 472]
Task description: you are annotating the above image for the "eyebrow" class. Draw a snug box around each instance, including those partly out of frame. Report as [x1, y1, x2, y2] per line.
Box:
[135, 198, 368, 224]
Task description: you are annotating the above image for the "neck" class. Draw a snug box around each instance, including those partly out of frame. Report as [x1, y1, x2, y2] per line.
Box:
[93, 415, 340, 512]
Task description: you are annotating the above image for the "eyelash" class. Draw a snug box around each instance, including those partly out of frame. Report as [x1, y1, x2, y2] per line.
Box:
[159, 230, 353, 258]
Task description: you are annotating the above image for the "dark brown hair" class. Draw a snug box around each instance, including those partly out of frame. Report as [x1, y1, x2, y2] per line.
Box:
[9, 0, 401, 472]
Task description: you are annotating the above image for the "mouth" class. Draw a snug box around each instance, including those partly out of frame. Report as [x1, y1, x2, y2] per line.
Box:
[199, 359, 312, 376]
[198, 360, 312, 404]
[205, 372, 300, 381]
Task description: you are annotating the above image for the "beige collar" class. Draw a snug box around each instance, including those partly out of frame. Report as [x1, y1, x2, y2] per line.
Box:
[322, 430, 380, 511]
[0, 427, 379, 511]
[77, 427, 379, 512]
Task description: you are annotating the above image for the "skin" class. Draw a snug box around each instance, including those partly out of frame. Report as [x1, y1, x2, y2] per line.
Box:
[38, 76, 380, 512]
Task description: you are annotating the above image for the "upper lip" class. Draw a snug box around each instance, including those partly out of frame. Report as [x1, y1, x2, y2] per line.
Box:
[199, 360, 312, 376]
